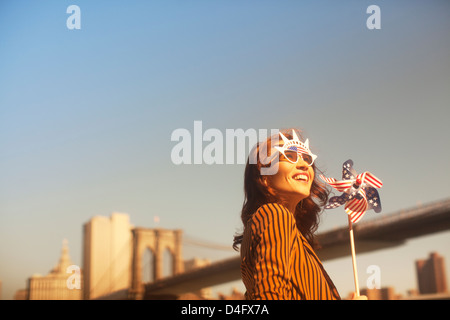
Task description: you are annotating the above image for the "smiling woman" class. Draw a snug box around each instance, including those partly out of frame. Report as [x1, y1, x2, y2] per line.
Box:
[233, 128, 342, 300]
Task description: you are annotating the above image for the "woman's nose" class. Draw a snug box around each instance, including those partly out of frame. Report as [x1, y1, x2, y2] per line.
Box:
[296, 158, 309, 170]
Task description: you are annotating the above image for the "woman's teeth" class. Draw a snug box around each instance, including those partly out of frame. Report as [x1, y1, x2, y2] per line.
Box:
[293, 174, 308, 181]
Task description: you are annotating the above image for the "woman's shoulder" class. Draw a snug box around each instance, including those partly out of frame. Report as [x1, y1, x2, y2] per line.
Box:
[255, 202, 289, 213]
[251, 203, 295, 226]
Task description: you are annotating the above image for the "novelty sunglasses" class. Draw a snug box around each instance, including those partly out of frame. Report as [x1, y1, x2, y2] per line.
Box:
[274, 131, 317, 167]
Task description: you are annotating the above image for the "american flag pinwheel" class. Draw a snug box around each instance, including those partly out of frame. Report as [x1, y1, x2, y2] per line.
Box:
[320, 159, 383, 223]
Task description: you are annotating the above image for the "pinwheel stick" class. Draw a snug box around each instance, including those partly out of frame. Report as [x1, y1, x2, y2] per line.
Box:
[348, 215, 360, 297]
[320, 159, 383, 298]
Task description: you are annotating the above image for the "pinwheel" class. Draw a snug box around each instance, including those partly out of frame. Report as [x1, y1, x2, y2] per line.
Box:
[320, 159, 383, 223]
[320, 159, 383, 297]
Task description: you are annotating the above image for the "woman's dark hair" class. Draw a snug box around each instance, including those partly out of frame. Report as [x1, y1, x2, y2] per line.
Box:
[232, 129, 329, 251]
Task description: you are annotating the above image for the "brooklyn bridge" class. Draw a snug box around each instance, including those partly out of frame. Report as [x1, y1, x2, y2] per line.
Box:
[89, 197, 450, 300]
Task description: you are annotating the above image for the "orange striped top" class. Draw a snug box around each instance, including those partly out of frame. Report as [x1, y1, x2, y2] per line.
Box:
[240, 203, 341, 300]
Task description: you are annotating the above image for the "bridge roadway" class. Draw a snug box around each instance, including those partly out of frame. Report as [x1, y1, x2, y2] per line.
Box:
[142, 198, 450, 298]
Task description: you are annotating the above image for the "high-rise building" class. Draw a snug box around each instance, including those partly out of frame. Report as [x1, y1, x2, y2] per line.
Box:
[416, 252, 447, 294]
[27, 239, 82, 300]
[83, 213, 133, 300]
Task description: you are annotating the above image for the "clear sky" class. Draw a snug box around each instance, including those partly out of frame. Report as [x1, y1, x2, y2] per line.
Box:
[1, 0, 449, 300]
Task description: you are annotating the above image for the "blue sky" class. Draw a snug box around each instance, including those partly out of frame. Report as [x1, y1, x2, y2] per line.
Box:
[1, 0, 449, 299]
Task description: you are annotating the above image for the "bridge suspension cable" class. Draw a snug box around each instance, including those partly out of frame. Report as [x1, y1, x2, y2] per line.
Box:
[183, 235, 235, 251]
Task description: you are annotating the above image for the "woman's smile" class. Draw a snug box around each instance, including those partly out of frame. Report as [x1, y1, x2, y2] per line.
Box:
[292, 172, 310, 182]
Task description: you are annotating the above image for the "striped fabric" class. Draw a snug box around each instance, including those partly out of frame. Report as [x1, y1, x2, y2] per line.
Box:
[240, 203, 340, 300]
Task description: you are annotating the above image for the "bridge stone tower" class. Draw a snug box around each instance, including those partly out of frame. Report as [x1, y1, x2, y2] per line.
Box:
[129, 228, 183, 299]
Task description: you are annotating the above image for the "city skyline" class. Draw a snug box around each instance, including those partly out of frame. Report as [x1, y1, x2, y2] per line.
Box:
[9, 200, 450, 300]
[1, 1, 450, 300]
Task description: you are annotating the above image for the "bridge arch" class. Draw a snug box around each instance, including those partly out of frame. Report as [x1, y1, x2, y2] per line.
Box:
[129, 228, 183, 299]
[141, 247, 155, 283]
[162, 247, 175, 278]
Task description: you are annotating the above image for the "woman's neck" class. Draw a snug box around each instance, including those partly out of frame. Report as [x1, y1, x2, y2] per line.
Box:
[277, 198, 300, 214]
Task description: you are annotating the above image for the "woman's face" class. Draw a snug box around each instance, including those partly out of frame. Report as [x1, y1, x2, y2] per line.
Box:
[265, 149, 315, 206]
